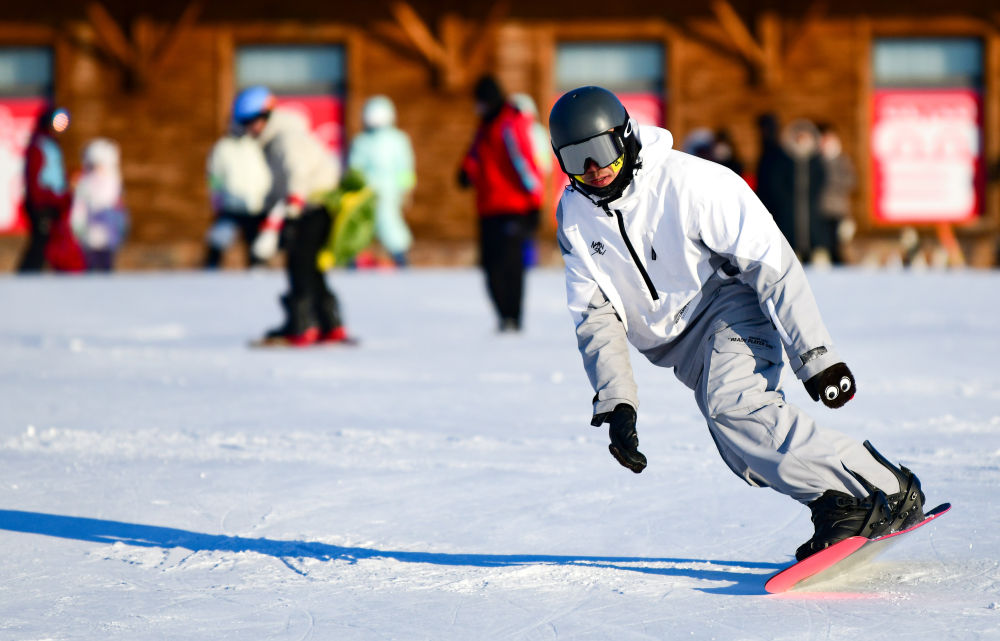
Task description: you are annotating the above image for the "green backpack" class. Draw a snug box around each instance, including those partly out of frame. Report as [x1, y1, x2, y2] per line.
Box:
[317, 170, 376, 270]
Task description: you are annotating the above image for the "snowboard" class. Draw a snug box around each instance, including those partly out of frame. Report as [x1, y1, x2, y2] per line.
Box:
[764, 502, 951, 594]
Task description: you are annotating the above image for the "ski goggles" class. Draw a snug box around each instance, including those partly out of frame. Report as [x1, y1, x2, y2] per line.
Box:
[555, 131, 624, 175]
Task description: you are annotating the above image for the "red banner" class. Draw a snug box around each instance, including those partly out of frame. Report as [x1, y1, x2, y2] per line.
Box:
[871, 89, 983, 223]
[274, 95, 344, 157]
[0, 98, 48, 233]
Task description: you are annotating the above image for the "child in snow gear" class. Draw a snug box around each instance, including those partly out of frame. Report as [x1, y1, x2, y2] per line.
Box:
[550, 86, 926, 560]
[348, 95, 415, 267]
[233, 85, 351, 346]
[70, 138, 129, 271]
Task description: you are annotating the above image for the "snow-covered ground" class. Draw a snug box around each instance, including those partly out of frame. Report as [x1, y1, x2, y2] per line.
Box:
[1, 267, 997, 640]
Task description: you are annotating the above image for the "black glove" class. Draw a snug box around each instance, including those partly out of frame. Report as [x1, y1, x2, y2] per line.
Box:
[804, 362, 856, 409]
[593, 404, 647, 473]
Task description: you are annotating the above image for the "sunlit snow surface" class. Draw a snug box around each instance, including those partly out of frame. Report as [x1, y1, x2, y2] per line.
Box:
[1, 267, 997, 640]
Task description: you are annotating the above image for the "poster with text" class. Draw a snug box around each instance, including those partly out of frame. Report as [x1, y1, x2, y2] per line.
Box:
[871, 89, 983, 223]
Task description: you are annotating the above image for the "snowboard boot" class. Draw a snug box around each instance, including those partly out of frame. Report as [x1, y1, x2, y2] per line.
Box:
[261, 294, 320, 346]
[862, 440, 926, 533]
[795, 489, 893, 561]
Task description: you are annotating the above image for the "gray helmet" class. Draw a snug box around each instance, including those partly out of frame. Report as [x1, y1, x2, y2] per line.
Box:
[549, 86, 640, 200]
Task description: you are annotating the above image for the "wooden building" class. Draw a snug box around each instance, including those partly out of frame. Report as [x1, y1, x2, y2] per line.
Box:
[1, 1, 998, 267]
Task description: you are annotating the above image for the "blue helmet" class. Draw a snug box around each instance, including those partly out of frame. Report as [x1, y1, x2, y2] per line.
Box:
[232, 85, 276, 124]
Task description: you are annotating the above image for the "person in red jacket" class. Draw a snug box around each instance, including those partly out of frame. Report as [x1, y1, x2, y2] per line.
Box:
[459, 76, 543, 332]
[18, 106, 72, 273]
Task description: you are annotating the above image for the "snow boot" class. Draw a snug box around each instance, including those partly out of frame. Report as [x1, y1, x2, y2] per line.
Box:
[260, 294, 320, 346]
[498, 317, 521, 333]
[863, 440, 926, 533]
[314, 294, 351, 343]
[319, 326, 354, 343]
[795, 489, 893, 561]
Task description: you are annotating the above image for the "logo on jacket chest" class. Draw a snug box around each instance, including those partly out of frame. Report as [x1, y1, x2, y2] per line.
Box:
[590, 240, 607, 256]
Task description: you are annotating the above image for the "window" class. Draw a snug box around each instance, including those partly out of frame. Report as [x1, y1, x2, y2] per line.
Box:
[873, 38, 982, 89]
[236, 45, 345, 95]
[235, 44, 346, 154]
[0, 47, 52, 97]
[556, 42, 664, 95]
[554, 41, 665, 128]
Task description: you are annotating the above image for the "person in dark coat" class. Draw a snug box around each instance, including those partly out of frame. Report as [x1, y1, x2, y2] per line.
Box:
[754, 113, 795, 251]
[783, 119, 827, 262]
[813, 122, 856, 265]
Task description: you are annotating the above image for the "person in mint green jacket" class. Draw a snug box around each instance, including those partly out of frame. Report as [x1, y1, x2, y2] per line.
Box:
[348, 96, 416, 267]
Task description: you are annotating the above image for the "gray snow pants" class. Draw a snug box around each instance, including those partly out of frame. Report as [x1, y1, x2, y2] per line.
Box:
[662, 286, 901, 504]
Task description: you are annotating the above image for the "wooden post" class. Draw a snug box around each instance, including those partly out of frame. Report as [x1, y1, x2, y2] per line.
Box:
[936, 223, 966, 267]
[390, 1, 448, 69]
[709, 0, 781, 88]
[382, 1, 508, 92]
[84, 1, 202, 92]
[710, 0, 765, 68]
[439, 13, 465, 90]
[757, 10, 782, 87]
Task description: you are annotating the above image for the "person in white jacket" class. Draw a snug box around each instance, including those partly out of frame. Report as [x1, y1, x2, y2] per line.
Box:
[203, 123, 272, 269]
[549, 86, 927, 561]
[232, 85, 350, 346]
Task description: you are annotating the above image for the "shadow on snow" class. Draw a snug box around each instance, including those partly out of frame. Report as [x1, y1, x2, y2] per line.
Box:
[0, 509, 785, 595]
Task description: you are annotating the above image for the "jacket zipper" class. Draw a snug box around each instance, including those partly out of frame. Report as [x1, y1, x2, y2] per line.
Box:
[603, 204, 659, 301]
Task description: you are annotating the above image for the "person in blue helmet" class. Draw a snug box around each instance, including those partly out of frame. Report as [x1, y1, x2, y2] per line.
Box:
[549, 86, 928, 561]
[231, 85, 351, 346]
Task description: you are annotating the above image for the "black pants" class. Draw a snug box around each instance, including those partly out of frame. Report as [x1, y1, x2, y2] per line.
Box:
[17, 205, 60, 273]
[479, 214, 529, 328]
[810, 216, 843, 264]
[282, 207, 342, 334]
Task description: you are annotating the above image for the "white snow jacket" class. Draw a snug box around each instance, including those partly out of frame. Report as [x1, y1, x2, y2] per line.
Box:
[207, 134, 272, 214]
[557, 126, 843, 417]
[257, 108, 340, 213]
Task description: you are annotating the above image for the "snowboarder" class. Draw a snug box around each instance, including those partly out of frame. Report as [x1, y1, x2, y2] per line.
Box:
[232, 85, 351, 346]
[549, 86, 926, 561]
